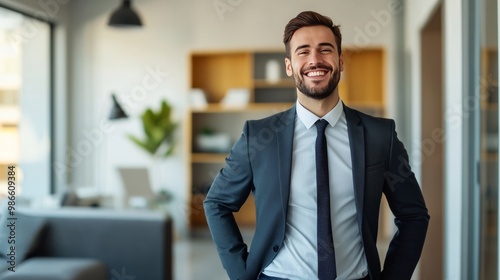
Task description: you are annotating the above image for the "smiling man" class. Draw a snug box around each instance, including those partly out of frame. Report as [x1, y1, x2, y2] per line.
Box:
[204, 11, 429, 280]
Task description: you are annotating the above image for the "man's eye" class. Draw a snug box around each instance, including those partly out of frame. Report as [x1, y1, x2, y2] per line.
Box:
[321, 49, 332, 53]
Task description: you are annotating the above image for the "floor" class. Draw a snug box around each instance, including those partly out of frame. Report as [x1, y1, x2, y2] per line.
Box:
[174, 229, 250, 280]
[173, 229, 420, 280]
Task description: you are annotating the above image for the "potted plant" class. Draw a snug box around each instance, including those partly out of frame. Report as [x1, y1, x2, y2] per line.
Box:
[128, 100, 176, 157]
[127, 99, 177, 207]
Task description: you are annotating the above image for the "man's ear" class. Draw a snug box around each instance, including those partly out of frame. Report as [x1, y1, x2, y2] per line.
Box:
[285, 57, 293, 77]
[339, 52, 344, 72]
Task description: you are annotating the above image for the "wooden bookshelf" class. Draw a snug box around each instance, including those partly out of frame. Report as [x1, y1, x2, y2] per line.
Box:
[187, 48, 386, 228]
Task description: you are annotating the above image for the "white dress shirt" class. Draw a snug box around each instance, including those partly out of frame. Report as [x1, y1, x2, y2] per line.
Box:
[262, 100, 368, 280]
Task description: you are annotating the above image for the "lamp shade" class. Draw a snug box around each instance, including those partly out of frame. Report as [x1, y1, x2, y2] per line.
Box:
[108, 0, 143, 27]
[109, 94, 128, 120]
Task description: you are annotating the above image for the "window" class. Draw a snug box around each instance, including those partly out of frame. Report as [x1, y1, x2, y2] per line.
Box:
[0, 4, 53, 199]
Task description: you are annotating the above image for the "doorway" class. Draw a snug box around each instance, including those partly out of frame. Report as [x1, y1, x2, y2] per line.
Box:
[420, 4, 444, 280]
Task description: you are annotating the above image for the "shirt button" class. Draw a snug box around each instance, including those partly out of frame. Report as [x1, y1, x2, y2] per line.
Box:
[273, 245, 279, 252]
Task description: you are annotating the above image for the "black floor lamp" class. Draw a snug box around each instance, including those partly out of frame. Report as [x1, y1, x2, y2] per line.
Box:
[95, 94, 128, 207]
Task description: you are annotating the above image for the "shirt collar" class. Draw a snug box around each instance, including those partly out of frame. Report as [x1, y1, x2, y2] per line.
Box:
[296, 99, 343, 129]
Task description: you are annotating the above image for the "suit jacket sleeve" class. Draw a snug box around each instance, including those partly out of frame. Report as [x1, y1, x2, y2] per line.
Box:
[203, 121, 253, 280]
[381, 120, 430, 279]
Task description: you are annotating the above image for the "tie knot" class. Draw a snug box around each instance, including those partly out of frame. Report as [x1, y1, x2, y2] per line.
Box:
[315, 119, 328, 134]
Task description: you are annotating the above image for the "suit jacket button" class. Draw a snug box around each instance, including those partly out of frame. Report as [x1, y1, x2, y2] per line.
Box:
[273, 245, 279, 252]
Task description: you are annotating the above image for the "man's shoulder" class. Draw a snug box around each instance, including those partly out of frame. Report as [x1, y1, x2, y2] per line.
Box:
[246, 106, 296, 131]
[344, 105, 394, 128]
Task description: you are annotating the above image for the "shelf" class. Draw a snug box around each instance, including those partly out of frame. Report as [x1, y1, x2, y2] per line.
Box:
[191, 52, 252, 103]
[482, 103, 499, 111]
[343, 101, 385, 108]
[341, 49, 384, 105]
[482, 152, 499, 162]
[191, 153, 227, 163]
[190, 103, 293, 113]
[343, 101, 385, 117]
[190, 193, 256, 228]
[0, 123, 17, 128]
[254, 79, 295, 88]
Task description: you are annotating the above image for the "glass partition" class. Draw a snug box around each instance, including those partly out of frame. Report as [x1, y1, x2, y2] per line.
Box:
[479, 0, 498, 278]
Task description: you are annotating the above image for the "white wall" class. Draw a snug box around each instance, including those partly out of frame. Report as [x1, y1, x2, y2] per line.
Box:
[66, 0, 400, 234]
[405, 0, 468, 279]
[404, 0, 440, 184]
[443, 1, 465, 279]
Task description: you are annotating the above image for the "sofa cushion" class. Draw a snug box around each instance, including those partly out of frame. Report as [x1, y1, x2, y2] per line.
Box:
[0, 206, 47, 268]
[24, 207, 173, 280]
[0, 257, 107, 280]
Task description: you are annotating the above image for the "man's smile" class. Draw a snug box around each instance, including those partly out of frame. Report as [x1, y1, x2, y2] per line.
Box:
[302, 63, 333, 80]
[306, 70, 327, 77]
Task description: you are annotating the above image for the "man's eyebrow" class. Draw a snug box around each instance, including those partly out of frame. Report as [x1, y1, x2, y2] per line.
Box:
[318, 42, 335, 49]
[294, 44, 310, 53]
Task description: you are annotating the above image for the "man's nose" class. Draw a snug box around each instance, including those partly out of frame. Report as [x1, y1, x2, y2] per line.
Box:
[309, 50, 323, 65]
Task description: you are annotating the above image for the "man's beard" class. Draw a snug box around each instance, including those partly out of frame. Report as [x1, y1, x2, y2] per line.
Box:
[292, 64, 341, 100]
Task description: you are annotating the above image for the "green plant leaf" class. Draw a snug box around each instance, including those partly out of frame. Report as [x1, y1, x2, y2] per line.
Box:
[128, 99, 177, 158]
[127, 134, 155, 155]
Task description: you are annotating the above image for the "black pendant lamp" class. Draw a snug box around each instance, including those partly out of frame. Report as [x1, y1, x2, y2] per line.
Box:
[108, 0, 143, 28]
[109, 94, 128, 120]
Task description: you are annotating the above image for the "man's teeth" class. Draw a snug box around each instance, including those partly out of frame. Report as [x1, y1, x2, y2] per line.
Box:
[306, 71, 325, 77]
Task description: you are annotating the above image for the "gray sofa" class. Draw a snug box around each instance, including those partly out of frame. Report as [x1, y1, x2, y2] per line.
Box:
[0, 207, 173, 280]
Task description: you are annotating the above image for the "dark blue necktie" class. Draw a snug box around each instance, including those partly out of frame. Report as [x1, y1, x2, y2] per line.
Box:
[315, 119, 337, 279]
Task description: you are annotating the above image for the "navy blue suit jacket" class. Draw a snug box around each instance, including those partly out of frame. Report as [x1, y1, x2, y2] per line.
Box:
[204, 105, 429, 280]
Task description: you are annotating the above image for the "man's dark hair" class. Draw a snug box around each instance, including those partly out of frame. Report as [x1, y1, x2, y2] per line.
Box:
[283, 11, 342, 58]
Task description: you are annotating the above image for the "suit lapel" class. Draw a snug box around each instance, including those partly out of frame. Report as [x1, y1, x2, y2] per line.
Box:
[275, 106, 296, 220]
[344, 105, 365, 229]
